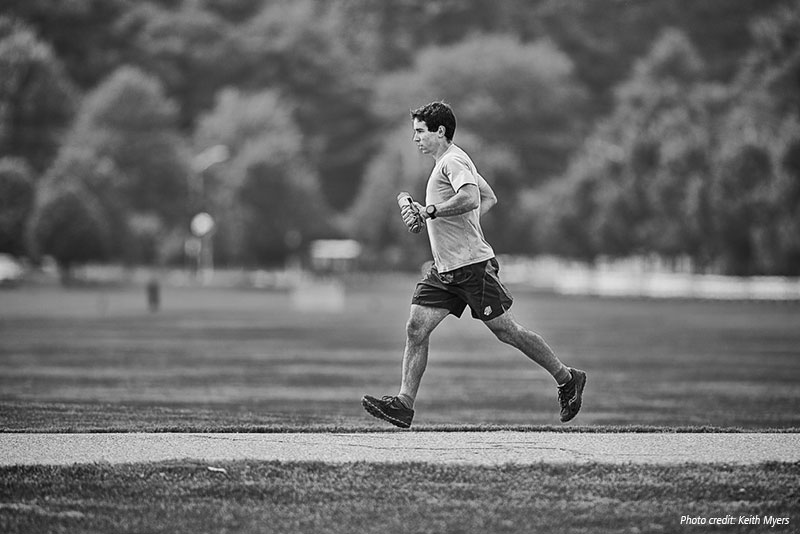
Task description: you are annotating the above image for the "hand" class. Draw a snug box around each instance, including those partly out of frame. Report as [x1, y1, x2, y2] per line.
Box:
[400, 203, 425, 232]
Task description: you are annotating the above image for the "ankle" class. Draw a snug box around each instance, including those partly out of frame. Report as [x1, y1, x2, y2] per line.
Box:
[555, 367, 573, 387]
[397, 393, 415, 410]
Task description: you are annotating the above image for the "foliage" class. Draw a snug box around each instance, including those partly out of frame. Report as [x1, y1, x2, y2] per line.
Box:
[0, 158, 35, 256]
[26, 183, 111, 279]
[68, 66, 191, 227]
[375, 34, 589, 184]
[710, 2, 800, 275]
[534, 7, 800, 275]
[344, 126, 433, 270]
[194, 88, 332, 265]
[119, 3, 235, 130]
[2, 0, 797, 272]
[531, 0, 780, 112]
[0, 21, 77, 173]
[37, 147, 131, 260]
[229, 0, 380, 211]
[1, 0, 128, 88]
[357, 35, 589, 258]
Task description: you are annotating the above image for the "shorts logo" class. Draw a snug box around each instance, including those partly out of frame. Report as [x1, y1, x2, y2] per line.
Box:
[484, 306, 492, 316]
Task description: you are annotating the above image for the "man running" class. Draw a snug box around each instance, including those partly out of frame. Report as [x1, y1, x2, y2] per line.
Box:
[362, 101, 586, 428]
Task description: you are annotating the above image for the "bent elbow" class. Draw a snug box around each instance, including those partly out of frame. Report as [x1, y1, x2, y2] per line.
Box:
[467, 189, 481, 211]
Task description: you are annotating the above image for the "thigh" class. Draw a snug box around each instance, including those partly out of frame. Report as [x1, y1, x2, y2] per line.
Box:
[407, 303, 450, 336]
[412, 267, 469, 318]
[460, 258, 514, 321]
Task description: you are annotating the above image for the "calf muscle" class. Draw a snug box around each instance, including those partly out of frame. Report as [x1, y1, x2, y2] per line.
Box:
[485, 312, 566, 378]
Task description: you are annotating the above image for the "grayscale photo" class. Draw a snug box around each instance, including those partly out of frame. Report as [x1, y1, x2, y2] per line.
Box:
[1, 1, 798, 532]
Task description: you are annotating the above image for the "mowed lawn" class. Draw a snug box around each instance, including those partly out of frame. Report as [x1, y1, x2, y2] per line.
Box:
[2, 461, 798, 534]
[1, 275, 799, 431]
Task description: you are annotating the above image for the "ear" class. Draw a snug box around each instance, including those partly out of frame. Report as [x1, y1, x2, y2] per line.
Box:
[437, 125, 446, 138]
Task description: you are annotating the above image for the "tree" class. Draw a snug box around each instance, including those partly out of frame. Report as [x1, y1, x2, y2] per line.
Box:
[527, 169, 602, 263]
[2, 0, 128, 89]
[535, 4, 800, 276]
[375, 34, 588, 184]
[42, 66, 193, 266]
[197, 0, 264, 23]
[236, 150, 331, 266]
[231, 0, 379, 211]
[67, 66, 191, 229]
[533, 29, 716, 263]
[710, 2, 800, 275]
[0, 158, 35, 256]
[531, 0, 788, 116]
[39, 147, 131, 262]
[27, 183, 111, 282]
[359, 34, 588, 259]
[0, 21, 77, 173]
[344, 126, 433, 270]
[193, 88, 332, 266]
[709, 143, 773, 275]
[119, 3, 234, 130]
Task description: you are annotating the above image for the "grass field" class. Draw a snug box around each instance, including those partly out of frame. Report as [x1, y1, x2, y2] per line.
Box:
[1, 276, 798, 430]
[1, 277, 799, 533]
[2, 461, 798, 534]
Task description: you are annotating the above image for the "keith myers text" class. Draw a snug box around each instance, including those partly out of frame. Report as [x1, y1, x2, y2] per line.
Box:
[681, 515, 790, 527]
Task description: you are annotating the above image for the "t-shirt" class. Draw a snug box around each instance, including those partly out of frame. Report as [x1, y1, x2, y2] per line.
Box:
[424, 144, 495, 273]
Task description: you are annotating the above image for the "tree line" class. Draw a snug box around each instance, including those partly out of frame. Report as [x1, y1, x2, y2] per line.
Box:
[1, 0, 797, 277]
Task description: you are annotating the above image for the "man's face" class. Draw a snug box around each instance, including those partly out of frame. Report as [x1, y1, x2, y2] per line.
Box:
[412, 119, 441, 155]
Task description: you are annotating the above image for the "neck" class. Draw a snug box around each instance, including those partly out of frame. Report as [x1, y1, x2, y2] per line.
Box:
[432, 141, 452, 161]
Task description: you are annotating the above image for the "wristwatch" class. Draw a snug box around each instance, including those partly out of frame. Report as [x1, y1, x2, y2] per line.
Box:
[425, 204, 437, 219]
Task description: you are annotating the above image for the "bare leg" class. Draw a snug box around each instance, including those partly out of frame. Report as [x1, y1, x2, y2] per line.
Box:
[484, 310, 572, 384]
[398, 304, 450, 404]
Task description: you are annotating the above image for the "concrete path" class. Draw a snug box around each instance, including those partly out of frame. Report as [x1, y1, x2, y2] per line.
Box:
[2, 432, 799, 466]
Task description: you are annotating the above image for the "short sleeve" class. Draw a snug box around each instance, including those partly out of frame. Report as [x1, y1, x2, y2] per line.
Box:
[442, 155, 477, 191]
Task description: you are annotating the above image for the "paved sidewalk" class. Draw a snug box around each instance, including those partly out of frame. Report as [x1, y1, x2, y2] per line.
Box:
[2, 432, 799, 466]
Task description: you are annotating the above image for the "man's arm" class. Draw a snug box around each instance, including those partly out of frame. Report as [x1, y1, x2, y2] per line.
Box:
[476, 174, 497, 216]
[419, 183, 479, 220]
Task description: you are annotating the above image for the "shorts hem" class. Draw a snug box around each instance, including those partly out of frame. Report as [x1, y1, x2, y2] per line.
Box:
[435, 254, 496, 274]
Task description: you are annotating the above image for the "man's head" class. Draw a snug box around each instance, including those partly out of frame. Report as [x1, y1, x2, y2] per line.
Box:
[411, 101, 456, 142]
[410, 101, 456, 157]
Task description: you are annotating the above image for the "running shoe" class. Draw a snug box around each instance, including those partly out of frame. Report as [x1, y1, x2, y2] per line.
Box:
[558, 368, 587, 422]
[361, 395, 414, 428]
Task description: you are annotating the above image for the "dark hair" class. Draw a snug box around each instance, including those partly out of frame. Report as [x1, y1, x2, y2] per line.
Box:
[410, 101, 456, 141]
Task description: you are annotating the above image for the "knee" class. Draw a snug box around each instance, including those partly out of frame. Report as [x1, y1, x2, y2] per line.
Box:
[492, 321, 531, 346]
[406, 317, 430, 345]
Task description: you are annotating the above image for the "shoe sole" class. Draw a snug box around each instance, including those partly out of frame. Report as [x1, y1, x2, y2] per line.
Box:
[560, 370, 587, 423]
[361, 396, 412, 429]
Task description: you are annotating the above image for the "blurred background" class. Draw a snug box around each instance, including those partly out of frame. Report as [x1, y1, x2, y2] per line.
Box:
[1, 0, 798, 285]
[1, 1, 799, 430]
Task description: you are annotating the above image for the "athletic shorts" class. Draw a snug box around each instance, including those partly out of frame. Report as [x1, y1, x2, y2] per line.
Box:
[412, 257, 513, 321]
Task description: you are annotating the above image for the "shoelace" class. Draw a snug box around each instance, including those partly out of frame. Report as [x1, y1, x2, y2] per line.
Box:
[558, 382, 574, 405]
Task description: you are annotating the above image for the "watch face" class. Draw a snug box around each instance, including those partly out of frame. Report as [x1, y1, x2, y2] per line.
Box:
[426, 205, 436, 216]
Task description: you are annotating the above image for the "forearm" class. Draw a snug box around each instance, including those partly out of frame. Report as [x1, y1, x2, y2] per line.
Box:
[427, 184, 479, 219]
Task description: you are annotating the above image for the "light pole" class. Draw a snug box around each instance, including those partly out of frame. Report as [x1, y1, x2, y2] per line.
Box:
[190, 212, 215, 284]
[191, 144, 230, 204]
[189, 145, 229, 283]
